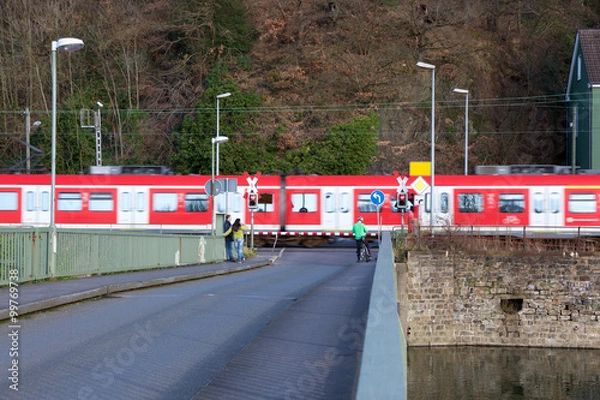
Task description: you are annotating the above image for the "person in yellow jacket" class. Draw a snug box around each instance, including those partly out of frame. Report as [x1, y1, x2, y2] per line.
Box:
[223, 218, 248, 263]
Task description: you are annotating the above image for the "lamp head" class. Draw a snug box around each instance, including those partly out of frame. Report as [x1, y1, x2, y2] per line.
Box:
[212, 136, 229, 144]
[217, 92, 232, 99]
[453, 88, 469, 94]
[54, 37, 84, 52]
[416, 61, 435, 70]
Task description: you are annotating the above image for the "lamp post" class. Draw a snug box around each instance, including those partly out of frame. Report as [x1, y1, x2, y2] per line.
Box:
[216, 92, 231, 175]
[211, 136, 229, 236]
[50, 37, 84, 275]
[24, 107, 42, 173]
[453, 88, 469, 175]
[416, 61, 436, 235]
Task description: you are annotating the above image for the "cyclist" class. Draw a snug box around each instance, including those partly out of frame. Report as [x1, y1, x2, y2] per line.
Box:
[352, 216, 372, 262]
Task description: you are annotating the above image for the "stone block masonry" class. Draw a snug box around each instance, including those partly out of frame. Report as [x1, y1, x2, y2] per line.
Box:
[399, 252, 600, 348]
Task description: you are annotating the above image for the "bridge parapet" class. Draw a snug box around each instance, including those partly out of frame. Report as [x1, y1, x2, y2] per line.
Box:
[355, 232, 407, 399]
[0, 228, 225, 284]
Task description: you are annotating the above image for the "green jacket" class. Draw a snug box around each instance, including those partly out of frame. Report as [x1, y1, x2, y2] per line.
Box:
[352, 221, 368, 240]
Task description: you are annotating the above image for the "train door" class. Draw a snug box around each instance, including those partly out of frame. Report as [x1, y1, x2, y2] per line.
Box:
[529, 187, 562, 228]
[117, 187, 149, 228]
[419, 187, 451, 229]
[21, 186, 50, 226]
[322, 188, 353, 231]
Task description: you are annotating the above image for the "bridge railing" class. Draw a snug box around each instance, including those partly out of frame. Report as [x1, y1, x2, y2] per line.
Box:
[0, 228, 224, 285]
[355, 232, 407, 400]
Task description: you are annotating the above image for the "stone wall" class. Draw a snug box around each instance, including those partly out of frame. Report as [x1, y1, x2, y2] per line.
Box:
[399, 252, 600, 348]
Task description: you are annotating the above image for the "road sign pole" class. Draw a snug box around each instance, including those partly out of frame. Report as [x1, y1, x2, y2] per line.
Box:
[251, 210, 255, 249]
[370, 189, 385, 242]
[401, 210, 405, 234]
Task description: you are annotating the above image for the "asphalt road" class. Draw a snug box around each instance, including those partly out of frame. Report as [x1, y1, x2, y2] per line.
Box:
[1, 248, 375, 400]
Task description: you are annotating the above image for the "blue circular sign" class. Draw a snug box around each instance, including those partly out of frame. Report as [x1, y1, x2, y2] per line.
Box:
[370, 190, 385, 205]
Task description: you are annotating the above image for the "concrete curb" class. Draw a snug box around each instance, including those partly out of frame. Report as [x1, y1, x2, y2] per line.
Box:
[0, 259, 275, 321]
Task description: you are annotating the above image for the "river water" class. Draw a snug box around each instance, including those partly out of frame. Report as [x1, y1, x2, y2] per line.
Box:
[408, 346, 600, 400]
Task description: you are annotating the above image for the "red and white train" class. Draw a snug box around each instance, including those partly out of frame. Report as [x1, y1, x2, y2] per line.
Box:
[1, 167, 600, 246]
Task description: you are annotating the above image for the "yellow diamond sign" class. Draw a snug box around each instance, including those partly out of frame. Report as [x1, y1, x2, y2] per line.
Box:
[410, 176, 429, 195]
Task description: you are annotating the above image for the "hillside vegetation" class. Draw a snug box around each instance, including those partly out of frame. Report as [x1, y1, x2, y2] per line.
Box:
[1, 0, 599, 175]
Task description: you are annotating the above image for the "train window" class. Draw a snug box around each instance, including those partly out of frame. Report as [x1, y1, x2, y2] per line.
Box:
[258, 192, 274, 212]
[0, 192, 18, 211]
[440, 192, 449, 214]
[137, 192, 145, 212]
[216, 193, 226, 213]
[89, 192, 114, 212]
[358, 193, 381, 213]
[550, 192, 560, 214]
[292, 193, 317, 213]
[185, 193, 209, 212]
[325, 192, 350, 213]
[325, 193, 335, 213]
[42, 191, 49, 212]
[424, 193, 430, 213]
[458, 193, 483, 213]
[26, 191, 35, 211]
[122, 192, 132, 212]
[499, 193, 524, 213]
[568, 193, 597, 213]
[58, 192, 82, 211]
[232, 193, 242, 213]
[533, 192, 543, 213]
[340, 192, 350, 213]
[153, 193, 177, 212]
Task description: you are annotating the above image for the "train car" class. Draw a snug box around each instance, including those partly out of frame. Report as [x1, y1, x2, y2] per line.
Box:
[0, 174, 215, 231]
[426, 174, 600, 236]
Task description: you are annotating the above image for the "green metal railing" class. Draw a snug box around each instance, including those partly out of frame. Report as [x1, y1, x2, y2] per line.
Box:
[0, 228, 224, 285]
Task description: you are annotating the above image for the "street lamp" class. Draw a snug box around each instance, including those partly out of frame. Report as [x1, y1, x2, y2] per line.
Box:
[211, 136, 229, 236]
[216, 92, 231, 175]
[416, 61, 436, 235]
[453, 88, 469, 175]
[50, 37, 84, 275]
[24, 107, 42, 173]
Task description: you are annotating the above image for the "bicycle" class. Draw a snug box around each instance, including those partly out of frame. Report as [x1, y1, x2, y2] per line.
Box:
[358, 239, 372, 263]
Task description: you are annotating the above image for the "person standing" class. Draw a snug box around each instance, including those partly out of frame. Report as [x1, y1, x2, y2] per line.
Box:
[352, 216, 372, 262]
[223, 218, 248, 263]
[223, 214, 235, 262]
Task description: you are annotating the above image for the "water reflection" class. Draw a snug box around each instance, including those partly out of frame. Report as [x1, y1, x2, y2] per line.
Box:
[408, 346, 600, 400]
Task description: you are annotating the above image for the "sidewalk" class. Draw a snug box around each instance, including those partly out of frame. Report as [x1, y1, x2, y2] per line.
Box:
[0, 250, 281, 321]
